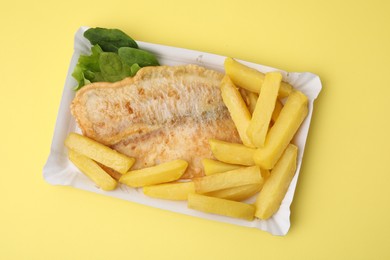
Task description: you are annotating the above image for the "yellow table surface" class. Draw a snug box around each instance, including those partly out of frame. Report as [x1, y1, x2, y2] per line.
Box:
[1, 0, 389, 259]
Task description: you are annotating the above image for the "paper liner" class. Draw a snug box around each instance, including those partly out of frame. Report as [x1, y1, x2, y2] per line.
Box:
[43, 27, 322, 236]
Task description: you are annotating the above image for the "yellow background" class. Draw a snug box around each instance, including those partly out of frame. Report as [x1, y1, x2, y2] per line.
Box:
[1, 0, 389, 259]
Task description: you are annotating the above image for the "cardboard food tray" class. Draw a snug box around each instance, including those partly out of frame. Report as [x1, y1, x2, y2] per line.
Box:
[43, 26, 322, 236]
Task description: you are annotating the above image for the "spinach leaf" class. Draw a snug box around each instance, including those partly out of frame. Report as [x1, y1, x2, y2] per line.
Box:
[84, 27, 138, 53]
[118, 47, 160, 67]
[99, 52, 132, 82]
[78, 44, 102, 71]
[71, 65, 91, 90]
[72, 44, 103, 90]
[130, 63, 141, 76]
[71, 28, 160, 90]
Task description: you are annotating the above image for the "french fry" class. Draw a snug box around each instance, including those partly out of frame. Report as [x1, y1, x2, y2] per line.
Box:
[64, 132, 135, 174]
[188, 193, 255, 221]
[224, 57, 292, 98]
[246, 90, 259, 114]
[97, 163, 122, 181]
[255, 144, 298, 220]
[247, 72, 282, 147]
[245, 89, 282, 123]
[68, 149, 117, 191]
[239, 88, 258, 114]
[238, 88, 250, 108]
[271, 99, 283, 123]
[119, 159, 188, 187]
[261, 168, 271, 180]
[220, 75, 254, 147]
[194, 166, 263, 194]
[209, 139, 256, 166]
[206, 183, 263, 201]
[143, 181, 195, 200]
[201, 158, 243, 176]
[253, 91, 308, 169]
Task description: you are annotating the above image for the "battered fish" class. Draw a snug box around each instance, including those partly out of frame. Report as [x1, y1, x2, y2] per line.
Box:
[71, 64, 241, 179]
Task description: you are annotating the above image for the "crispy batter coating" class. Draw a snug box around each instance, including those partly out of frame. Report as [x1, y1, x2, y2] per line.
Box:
[71, 64, 241, 178]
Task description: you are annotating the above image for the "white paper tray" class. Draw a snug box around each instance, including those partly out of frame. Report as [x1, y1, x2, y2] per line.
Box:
[43, 26, 322, 236]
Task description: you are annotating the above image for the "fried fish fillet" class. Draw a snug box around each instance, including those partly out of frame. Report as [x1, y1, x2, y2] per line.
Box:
[71, 64, 241, 179]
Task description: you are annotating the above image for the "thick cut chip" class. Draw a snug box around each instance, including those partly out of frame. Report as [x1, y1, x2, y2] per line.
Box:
[119, 159, 188, 187]
[240, 89, 259, 114]
[65, 132, 135, 174]
[194, 166, 263, 194]
[271, 99, 283, 123]
[188, 193, 255, 221]
[261, 168, 271, 180]
[201, 158, 243, 176]
[224, 57, 292, 98]
[143, 182, 195, 200]
[96, 163, 122, 181]
[206, 183, 263, 201]
[68, 149, 117, 191]
[220, 75, 254, 147]
[255, 144, 298, 220]
[253, 91, 308, 169]
[209, 139, 256, 166]
[247, 72, 282, 147]
[246, 91, 259, 114]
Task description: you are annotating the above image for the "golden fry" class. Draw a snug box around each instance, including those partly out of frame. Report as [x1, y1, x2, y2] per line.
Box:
[253, 91, 308, 169]
[224, 57, 292, 98]
[65, 132, 135, 174]
[188, 193, 255, 221]
[271, 99, 283, 123]
[261, 168, 271, 180]
[68, 149, 117, 191]
[201, 158, 243, 176]
[255, 144, 298, 220]
[220, 75, 254, 147]
[120, 159, 188, 187]
[209, 139, 256, 166]
[246, 90, 259, 114]
[194, 166, 263, 194]
[247, 72, 282, 147]
[97, 163, 122, 181]
[143, 181, 195, 200]
[206, 183, 263, 201]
